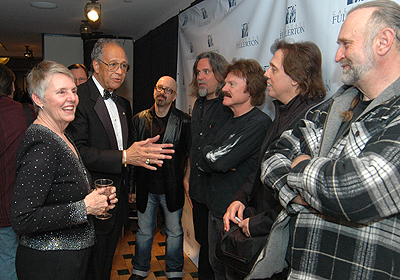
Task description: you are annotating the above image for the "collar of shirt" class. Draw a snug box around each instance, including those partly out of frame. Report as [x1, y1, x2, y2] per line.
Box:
[92, 76, 113, 98]
[92, 76, 124, 150]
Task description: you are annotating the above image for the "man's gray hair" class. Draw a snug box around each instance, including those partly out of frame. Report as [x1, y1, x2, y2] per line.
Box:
[91, 38, 125, 63]
[349, 0, 400, 50]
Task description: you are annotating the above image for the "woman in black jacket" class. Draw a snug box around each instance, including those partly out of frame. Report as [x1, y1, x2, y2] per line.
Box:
[11, 61, 117, 280]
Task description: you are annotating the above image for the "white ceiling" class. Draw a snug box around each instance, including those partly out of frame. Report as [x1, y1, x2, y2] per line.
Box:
[0, 0, 196, 58]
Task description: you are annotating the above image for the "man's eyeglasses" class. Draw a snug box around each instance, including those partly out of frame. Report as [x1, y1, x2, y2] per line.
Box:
[99, 59, 130, 73]
[154, 85, 175, 95]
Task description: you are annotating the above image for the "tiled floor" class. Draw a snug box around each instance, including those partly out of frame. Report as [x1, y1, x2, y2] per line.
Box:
[110, 220, 198, 280]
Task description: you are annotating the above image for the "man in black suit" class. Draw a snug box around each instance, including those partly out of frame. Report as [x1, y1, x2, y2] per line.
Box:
[68, 38, 173, 280]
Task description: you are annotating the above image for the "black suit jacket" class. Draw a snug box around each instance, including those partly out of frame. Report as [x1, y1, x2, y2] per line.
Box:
[67, 77, 133, 234]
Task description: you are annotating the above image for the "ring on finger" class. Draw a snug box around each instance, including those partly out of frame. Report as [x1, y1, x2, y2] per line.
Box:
[145, 158, 150, 165]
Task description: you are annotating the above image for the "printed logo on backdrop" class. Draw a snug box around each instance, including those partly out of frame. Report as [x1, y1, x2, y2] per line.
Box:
[223, 0, 238, 17]
[207, 34, 220, 52]
[332, 8, 347, 24]
[224, 0, 237, 16]
[182, 16, 188, 27]
[280, 5, 305, 39]
[333, 0, 363, 25]
[207, 35, 214, 47]
[241, 23, 249, 38]
[347, 0, 364, 4]
[201, 8, 208, 19]
[325, 79, 331, 93]
[198, 7, 211, 27]
[185, 42, 197, 60]
[180, 15, 188, 33]
[286, 5, 296, 24]
[236, 22, 260, 49]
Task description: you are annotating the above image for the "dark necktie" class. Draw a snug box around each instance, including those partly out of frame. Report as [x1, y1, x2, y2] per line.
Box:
[103, 89, 117, 102]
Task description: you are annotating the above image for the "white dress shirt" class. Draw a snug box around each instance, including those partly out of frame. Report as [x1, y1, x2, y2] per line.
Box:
[92, 76, 124, 151]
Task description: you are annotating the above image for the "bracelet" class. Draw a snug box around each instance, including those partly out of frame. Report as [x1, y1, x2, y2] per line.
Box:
[123, 150, 127, 167]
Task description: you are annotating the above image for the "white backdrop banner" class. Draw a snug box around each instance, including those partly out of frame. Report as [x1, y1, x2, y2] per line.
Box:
[176, 0, 400, 118]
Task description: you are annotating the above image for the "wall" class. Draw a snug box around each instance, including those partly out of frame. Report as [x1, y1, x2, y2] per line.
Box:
[43, 34, 83, 68]
[132, 16, 179, 115]
[176, 0, 392, 118]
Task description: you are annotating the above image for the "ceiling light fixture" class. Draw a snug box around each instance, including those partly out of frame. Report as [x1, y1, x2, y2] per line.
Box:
[30, 2, 58, 9]
[0, 57, 10, 64]
[80, 20, 93, 39]
[85, 1, 101, 22]
[80, 20, 91, 34]
[24, 46, 33, 59]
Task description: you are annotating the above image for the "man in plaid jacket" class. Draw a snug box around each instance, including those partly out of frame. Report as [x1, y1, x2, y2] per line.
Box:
[254, 1, 400, 279]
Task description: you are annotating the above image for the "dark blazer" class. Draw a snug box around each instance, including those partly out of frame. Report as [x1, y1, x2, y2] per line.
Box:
[132, 105, 191, 213]
[67, 77, 133, 234]
[232, 95, 324, 237]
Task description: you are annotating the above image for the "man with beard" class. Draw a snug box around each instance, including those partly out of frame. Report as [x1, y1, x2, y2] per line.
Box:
[129, 76, 191, 280]
[186, 52, 232, 279]
[223, 40, 326, 279]
[196, 59, 271, 279]
[252, 1, 400, 279]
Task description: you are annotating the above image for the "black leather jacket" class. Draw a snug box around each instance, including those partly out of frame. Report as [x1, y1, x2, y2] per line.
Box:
[132, 105, 191, 213]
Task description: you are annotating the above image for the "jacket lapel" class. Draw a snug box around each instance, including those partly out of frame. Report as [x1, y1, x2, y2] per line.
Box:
[319, 86, 358, 157]
[163, 107, 178, 143]
[89, 78, 119, 150]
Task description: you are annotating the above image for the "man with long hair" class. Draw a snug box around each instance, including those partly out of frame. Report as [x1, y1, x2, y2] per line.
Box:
[224, 40, 326, 279]
[187, 51, 232, 279]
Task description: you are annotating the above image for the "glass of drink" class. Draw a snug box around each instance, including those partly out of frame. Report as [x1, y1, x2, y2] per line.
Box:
[94, 179, 113, 220]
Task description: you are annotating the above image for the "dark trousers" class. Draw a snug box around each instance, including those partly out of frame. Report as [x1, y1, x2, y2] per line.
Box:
[85, 213, 124, 280]
[192, 199, 215, 280]
[15, 244, 91, 280]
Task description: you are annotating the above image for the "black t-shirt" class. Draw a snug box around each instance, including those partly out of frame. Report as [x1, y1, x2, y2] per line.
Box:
[147, 110, 171, 194]
[336, 94, 372, 143]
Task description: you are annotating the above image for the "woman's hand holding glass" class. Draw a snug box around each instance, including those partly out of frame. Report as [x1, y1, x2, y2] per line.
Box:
[106, 187, 118, 210]
[84, 186, 118, 217]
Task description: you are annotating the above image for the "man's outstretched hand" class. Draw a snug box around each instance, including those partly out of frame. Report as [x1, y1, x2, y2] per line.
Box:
[126, 135, 175, 170]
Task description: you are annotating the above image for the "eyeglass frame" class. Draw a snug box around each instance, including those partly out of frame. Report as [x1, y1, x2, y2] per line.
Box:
[98, 59, 130, 73]
[154, 85, 175, 95]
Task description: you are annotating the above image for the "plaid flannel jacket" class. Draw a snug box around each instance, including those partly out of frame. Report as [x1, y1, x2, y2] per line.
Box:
[260, 78, 400, 280]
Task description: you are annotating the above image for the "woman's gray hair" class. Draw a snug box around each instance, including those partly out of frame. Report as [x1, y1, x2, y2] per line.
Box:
[27, 60, 74, 111]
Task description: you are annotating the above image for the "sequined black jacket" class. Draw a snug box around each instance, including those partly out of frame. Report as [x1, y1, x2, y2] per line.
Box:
[11, 124, 95, 251]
